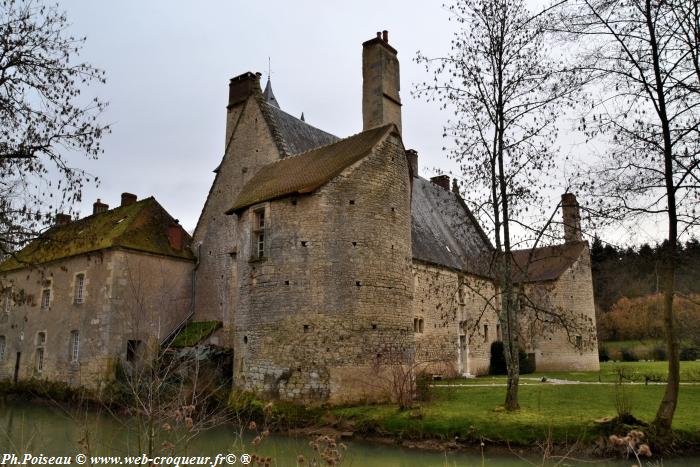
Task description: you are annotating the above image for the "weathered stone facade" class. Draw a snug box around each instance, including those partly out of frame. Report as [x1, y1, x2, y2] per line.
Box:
[0, 198, 193, 389]
[189, 31, 599, 403]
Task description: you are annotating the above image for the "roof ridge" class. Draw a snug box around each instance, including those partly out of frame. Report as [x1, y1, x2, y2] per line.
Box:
[266, 103, 337, 140]
[256, 123, 394, 169]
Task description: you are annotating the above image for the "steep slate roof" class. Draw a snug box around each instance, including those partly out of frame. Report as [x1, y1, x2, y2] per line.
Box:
[266, 105, 339, 155]
[0, 198, 193, 272]
[260, 79, 338, 156]
[411, 177, 493, 277]
[511, 241, 587, 283]
[227, 124, 394, 213]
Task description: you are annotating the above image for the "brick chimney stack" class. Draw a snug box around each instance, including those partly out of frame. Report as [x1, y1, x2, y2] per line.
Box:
[362, 30, 402, 133]
[55, 213, 71, 226]
[430, 175, 450, 191]
[121, 192, 137, 207]
[167, 220, 184, 251]
[561, 193, 583, 243]
[93, 199, 108, 214]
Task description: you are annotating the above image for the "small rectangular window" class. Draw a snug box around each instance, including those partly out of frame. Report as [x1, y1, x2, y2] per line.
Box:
[3, 288, 12, 313]
[413, 318, 419, 333]
[0, 336, 5, 361]
[484, 324, 489, 342]
[497, 323, 502, 341]
[419, 319, 424, 333]
[41, 287, 51, 310]
[35, 348, 44, 373]
[37, 332, 46, 346]
[70, 331, 80, 363]
[575, 335, 582, 349]
[251, 208, 267, 260]
[74, 274, 85, 304]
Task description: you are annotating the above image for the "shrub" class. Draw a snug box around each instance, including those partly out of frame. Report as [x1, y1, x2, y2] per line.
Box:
[599, 346, 611, 362]
[489, 341, 507, 375]
[621, 349, 639, 362]
[650, 346, 667, 361]
[680, 347, 699, 361]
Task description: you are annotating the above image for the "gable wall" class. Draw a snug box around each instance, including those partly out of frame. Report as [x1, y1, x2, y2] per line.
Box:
[193, 97, 282, 339]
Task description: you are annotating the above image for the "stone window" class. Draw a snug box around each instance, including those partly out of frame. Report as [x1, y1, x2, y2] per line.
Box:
[70, 330, 80, 363]
[40, 282, 51, 310]
[74, 274, 85, 304]
[126, 339, 143, 363]
[575, 335, 582, 350]
[0, 335, 5, 361]
[496, 323, 502, 341]
[37, 331, 46, 346]
[413, 318, 424, 333]
[3, 287, 12, 313]
[35, 348, 44, 373]
[251, 207, 267, 260]
[483, 324, 489, 342]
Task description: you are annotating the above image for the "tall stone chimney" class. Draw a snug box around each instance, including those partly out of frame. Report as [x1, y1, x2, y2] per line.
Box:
[362, 30, 402, 133]
[561, 193, 583, 243]
[406, 149, 418, 178]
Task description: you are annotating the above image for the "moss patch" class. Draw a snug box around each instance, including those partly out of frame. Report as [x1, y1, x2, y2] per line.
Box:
[170, 321, 223, 347]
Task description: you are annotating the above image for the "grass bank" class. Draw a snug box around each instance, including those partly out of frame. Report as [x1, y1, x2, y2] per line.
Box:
[327, 362, 700, 451]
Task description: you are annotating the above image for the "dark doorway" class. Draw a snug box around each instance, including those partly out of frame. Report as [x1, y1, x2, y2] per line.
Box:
[13, 352, 21, 384]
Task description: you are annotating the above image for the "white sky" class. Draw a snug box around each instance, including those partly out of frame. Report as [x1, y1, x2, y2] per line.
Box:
[58, 0, 671, 245]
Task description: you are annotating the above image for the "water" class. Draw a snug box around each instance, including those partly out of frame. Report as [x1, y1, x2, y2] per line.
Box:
[0, 401, 695, 466]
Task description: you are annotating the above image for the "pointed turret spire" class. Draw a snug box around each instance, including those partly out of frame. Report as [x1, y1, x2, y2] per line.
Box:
[263, 78, 280, 108]
[300, 112, 305, 122]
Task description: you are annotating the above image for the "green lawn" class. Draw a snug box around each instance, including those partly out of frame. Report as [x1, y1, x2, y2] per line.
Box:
[332, 362, 700, 446]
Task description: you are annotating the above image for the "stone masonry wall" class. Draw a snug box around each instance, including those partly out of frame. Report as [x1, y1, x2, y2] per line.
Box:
[193, 94, 281, 346]
[232, 132, 414, 404]
[412, 261, 499, 377]
[0, 249, 192, 389]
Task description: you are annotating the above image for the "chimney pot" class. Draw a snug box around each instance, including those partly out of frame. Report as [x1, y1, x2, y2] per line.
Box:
[430, 175, 450, 191]
[452, 179, 460, 195]
[561, 193, 583, 243]
[376, 31, 381, 39]
[121, 192, 137, 207]
[55, 213, 71, 226]
[93, 198, 109, 215]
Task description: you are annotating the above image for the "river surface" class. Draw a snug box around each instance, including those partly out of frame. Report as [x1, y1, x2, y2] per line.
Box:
[0, 401, 696, 466]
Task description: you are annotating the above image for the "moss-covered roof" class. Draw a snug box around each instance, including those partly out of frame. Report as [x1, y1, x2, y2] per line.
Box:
[0, 197, 194, 272]
[170, 321, 223, 348]
[226, 124, 395, 213]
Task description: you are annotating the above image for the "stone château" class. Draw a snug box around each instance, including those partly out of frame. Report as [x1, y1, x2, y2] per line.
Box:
[0, 31, 599, 403]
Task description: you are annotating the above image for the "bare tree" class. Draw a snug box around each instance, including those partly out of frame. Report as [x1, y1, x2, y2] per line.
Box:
[416, 0, 585, 410]
[554, 0, 700, 434]
[0, 0, 108, 255]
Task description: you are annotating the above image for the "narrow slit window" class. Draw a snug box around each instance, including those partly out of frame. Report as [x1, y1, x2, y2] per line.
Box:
[35, 348, 44, 373]
[126, 339, 143, 363]
[575, 335, 582, 349]
[41, 283, 51, 310]
[0, 335, 5, 361]
[70, 331, 80, 363]
[419, 319, 424, 333]
[252, 208, 267, 259]
[483, 324, 489, 342]
[74, 274, 85, 304]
